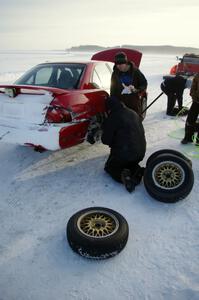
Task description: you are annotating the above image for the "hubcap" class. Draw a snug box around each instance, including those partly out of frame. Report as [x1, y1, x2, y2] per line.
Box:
[77, 210, 119, 238]
[152, 160, 185, 190]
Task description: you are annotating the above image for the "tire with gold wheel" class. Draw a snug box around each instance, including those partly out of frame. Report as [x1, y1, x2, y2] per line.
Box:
[146, 149, 192, 168]
[66, 207, 129, 259]
[144, 154, 194, 203]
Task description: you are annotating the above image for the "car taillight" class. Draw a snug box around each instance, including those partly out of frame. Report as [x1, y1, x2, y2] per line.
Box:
[45, 105, 72, 123]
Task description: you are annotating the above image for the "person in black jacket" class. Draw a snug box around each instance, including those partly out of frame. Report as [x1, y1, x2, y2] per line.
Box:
[181, 73, 199, 145]
[110, 52, 147, 117]
[160, 75, 187, 116]
[101, 97, 146, 192]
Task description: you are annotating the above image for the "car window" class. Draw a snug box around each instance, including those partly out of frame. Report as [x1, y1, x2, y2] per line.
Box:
[15, 63, 86, 89]
[94, 63, 112, 89]
[92, 70, 102, 88]
[182, 57, 199, 65]
[35, 67, 53, 85]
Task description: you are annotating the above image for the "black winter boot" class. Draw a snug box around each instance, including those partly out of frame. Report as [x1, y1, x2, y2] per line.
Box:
[121, 169, 135, 193]
[131, 166, 145, 185]
[181, 125, 195, 144]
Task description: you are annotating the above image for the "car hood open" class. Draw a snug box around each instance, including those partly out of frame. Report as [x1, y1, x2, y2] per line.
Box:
[91, 47, 142, 68]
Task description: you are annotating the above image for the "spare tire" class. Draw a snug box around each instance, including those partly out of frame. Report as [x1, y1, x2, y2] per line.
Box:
[146, 149, 192, 168]
[144, 153, 194, 203]
[66, 207, 129, 259]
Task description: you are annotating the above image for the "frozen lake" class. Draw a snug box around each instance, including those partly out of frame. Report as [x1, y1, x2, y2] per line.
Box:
[0, 50, 198, 300]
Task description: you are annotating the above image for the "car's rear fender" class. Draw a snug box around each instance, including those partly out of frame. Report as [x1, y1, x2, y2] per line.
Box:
[50, 89, 109, 121]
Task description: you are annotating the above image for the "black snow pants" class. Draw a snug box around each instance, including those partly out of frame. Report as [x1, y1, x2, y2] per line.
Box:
[184, 101, 199, 140]
[161, 83, 183, 114]
[104, 154, 142, 183]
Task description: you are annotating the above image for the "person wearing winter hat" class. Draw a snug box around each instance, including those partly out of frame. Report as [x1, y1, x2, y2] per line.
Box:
[110, 51, 147, 116]
[114, 52, 128, 65]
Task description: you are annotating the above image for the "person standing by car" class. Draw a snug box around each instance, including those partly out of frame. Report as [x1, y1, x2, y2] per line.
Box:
[160, 75, 187, 116]
[101, 97, 146, 193]
[110, 52, 147, 117]
[181, 73, 199, 145]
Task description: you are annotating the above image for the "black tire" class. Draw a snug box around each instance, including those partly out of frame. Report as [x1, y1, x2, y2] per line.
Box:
[144, 153, 194, 203]
[66, 207, 129, 259]
[146, 149, 192, 168]
[86, 113, 106, 144]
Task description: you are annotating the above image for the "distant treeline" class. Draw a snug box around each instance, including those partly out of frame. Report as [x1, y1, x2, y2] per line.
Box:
[66, 45, 199, 55]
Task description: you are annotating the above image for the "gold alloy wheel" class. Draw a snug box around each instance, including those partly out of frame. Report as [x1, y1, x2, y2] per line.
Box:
[152, 160, 185, 190]
[77, 210, 119, 238]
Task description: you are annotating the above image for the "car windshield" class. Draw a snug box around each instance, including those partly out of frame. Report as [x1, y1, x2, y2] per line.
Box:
[182, 55, 199, 65]
[15, 63, 86, 89]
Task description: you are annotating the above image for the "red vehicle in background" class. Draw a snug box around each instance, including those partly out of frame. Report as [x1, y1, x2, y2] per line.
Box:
[170, 53, 199, 76]
[0, 48, 147, 152]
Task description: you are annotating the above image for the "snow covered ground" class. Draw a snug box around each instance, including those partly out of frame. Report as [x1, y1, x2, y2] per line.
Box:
[0, 50, 199, 300]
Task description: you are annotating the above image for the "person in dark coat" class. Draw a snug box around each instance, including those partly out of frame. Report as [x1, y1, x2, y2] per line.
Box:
[101, 97, 146, 192]
[160, 75, 187, 116]
[181, 73, 199, 145]
[110, 52, 147, 117]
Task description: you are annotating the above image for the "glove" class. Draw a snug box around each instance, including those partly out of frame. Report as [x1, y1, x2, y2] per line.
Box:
[129, 85, 138, 93]
[121, 86, 131, 94]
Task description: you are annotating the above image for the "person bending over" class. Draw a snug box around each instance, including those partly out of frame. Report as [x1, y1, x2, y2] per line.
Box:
[160, 75, 187, 116]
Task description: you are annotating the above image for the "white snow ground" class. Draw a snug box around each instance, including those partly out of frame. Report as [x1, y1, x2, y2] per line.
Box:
[0, 50, 199, 300]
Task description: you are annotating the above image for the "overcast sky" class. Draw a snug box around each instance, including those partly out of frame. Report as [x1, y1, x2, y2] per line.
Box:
[0, 0, 199, 50]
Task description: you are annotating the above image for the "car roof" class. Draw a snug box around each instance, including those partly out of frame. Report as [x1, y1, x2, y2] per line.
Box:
[35, 61, 114, 67]
[36, 61, 88, 66]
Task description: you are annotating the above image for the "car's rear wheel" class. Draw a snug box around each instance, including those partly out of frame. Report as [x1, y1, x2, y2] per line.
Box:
[144, 154, 194, 203]
[66, 207, 129, 259]
[86, 113, 106, 144]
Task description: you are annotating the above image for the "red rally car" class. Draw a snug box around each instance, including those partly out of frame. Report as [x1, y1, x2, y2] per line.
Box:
[0, 48, 147, 151]
[170, 53, 199, 76]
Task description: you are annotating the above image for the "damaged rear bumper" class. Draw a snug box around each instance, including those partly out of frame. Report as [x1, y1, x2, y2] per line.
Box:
[0, 120, 89, 151]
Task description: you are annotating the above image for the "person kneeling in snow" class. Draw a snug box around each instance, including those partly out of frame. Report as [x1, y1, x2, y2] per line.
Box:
[101, 97, 146, 193]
